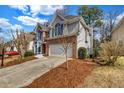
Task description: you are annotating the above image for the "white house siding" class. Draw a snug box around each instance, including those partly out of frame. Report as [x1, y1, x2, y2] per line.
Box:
[53, 15, 64, 25]
[49, 29, 52, 38]
[49, 44, 72, 57]
[90, 29, 93, 54]
[67, 22, 79, 34]
[28, 41, 34, 51]
[6, 47, 10, 51]
[76, 22, 91, 57]
[87, 28, 93, 55]
[6, 46, 17, 52]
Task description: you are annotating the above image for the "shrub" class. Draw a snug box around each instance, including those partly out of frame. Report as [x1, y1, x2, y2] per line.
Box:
[5, 51, 19, 56]
[24, 51, 34, 57]
[93, 39, 100, 58]
[78, 47, 87, 59]
[98, 41, 124, 66]
[93, 47, 99, 58]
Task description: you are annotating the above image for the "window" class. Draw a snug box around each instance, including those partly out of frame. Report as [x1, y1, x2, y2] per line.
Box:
[55, 24, 58, 36]
[36, 32, 41, 40]
[54, 23, 63, 36]
[52, 28, 54, 37]
[60, 24, 63, 35]
[40, 32, 42, 40]
[38, 47, 41, 53]
[37, 32, 42, 40]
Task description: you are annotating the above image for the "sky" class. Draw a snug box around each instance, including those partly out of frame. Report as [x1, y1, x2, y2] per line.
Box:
[0, 5, 124, 40]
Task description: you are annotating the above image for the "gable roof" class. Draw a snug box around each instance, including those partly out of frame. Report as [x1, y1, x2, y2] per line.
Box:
[34, 22, 48, 32]
[112, 16, 124, 34]
[64, 15, 79, 19]
[49, 12, 67, 26]
[49, 12, 90, 31]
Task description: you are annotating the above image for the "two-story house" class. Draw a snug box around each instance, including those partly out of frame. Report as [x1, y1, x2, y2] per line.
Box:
[33, 23, 48, 55]
[45, 12, 93, 58]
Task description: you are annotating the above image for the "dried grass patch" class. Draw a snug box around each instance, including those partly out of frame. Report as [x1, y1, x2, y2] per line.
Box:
[83, 66, 124, 88]
[0, 56, 37, 68]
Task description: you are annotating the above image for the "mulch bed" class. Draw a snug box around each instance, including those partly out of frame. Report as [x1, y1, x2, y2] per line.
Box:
[25, 59, 95, 88]
[1, 56, 37, 68]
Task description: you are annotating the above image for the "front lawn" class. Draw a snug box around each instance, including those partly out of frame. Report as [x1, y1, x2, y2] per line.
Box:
[83, 57, 124, 88]
[25, 59, 95, 88]
[0, 55, 37, 68]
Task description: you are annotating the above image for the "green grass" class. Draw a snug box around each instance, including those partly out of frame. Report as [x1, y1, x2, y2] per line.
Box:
[82, 56, 124, 88]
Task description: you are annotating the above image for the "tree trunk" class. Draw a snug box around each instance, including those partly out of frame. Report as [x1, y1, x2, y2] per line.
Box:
[19, 54, 24, 62]
[18, 53, 23, 62]
[18, 50, 25, 62]
[66, 53, 68, 70]
[1, 48, 4, 67]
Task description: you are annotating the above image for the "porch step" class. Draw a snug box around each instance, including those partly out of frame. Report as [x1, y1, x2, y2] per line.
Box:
[35, 54, 44, 59]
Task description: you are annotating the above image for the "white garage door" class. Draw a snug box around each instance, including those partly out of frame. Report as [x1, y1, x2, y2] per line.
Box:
[49, 44, 72, 57]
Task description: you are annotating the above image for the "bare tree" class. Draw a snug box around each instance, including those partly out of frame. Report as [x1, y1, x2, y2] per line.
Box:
[100, 22, 109, 42]
[0, 37, 4, 52]
[58, 35, 74, 70]
[100, 10, 122, 42]
[10, 29, 31, 61]
[0, 37, 5, 67]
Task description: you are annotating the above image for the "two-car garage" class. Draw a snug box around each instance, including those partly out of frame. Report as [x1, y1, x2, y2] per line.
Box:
[49, 44, 72, 58]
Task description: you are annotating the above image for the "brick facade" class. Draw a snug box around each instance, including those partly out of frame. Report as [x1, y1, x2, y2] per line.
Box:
[45, 35, 77, 58]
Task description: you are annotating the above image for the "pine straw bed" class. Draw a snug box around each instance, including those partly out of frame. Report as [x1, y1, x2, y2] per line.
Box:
[25, 59, 95, 88]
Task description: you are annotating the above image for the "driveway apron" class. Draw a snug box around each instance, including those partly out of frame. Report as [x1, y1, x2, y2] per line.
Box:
[0, 56, 65, 88]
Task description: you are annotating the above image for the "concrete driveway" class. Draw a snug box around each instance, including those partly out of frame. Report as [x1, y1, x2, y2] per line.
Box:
[0, 56, 66, 88]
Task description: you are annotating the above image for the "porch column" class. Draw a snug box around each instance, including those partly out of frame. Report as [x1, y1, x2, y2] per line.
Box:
[37, 42, 39, 54]
[33, 45, 35, 54]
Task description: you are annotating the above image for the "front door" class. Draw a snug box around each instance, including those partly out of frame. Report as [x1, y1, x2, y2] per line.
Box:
[38, 47, 41, 54]
[42, 44, 46, 54]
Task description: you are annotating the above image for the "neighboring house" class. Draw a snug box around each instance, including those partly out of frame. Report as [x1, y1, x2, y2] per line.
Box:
[6, 41, 17, 52]
[111, 17, 124, 44]
[45, 12, 93, 58]
[111, 17, 124, 55]
[33, 23, 48, 55]
[6, 32, 35, 52]
[26, 32, 35, 51]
